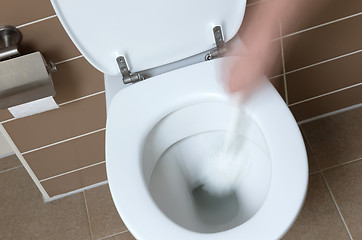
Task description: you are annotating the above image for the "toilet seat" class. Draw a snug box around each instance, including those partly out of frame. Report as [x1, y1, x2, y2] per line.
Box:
[106, 58, 308, 240]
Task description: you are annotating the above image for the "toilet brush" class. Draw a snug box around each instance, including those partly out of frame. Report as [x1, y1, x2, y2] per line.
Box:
[201, 99, 249, 196]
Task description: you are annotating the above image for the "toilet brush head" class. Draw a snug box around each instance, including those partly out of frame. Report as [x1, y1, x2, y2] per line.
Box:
[201, 148, 248, 196]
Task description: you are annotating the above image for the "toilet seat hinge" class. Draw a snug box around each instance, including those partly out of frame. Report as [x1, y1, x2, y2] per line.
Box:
[205, 26, 227, 61]
[116, 56, 145, 84]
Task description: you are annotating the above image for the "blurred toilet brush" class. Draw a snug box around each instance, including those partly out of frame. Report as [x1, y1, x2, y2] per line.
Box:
[201, 97, 249, 196]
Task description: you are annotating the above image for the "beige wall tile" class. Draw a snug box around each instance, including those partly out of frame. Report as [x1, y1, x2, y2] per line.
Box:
[282, 173, 349, 239]
[24, 130, 105, 180]
[0, 109, 13, 122]
[283, 15, 362, 72]
[0, 167, 91, 239]
[301, 106, 362, 169]
[281, 0, 362, 35]
[324, 160, 362, 239]
[0, 0, 55, 26]
[289, 84, 362, 121]
[3, 93, 106, 153]
[286, 51, 362, 104]
[104, 232, 136, 240]
[42, 163, 107, 197]
[85, 184, 127, 239]
[53, 57, 104, 104]
[19, 17, 81, 63]
[0, 154, 21, 172]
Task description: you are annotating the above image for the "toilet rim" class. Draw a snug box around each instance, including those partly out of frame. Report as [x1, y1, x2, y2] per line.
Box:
[106, 59, 308, 240]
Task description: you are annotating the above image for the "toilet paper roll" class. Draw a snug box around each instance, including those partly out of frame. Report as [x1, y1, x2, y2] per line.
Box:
[8, 96, 59, 118]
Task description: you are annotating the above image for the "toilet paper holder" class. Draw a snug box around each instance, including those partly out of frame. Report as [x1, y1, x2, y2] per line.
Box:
[0, 25, 57, 109]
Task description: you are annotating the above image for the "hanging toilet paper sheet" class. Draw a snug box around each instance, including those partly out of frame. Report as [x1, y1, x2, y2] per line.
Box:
[8, 96, 58, 118]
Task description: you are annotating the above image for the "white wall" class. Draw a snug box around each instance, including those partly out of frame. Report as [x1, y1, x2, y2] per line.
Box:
[0, 130, 14, 157]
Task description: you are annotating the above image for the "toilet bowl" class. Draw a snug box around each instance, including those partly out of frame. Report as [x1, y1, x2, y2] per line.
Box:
[51, 0, 308, 239]
[106, 58, 308, 239]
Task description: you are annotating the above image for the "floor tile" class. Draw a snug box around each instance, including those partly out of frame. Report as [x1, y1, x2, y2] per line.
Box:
[0, 154, 21, 172]
[103, 232, 136, 240]
[282, 173, 349, 240]
[301, 131, 320, 174]
[324, 160, 362, 239]
[301, 106, 362, 169]
[306, 142, 320, 175]
[84, 184, 128, 239]
[0, 167, 91, 240]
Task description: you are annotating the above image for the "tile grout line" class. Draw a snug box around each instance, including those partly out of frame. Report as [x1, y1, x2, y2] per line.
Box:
[44, 180, 108, 202]
[83, 191, 95, 240]
[309, 170, 321, 176]
[321, 172, 354, 240]
[58, 91, 105, 107]
[285, 49, 362, 75]
[269, 74, 284, 80]
[55, 55, 83, 65]
[0, 118, 15, 125]
[39, 161, 106, 182]
[288, 82, 362, 107]
[321, 157, 362, 172]
[282, 12, 362, 39]
[279, 20, 289, 104]
[16, 14, 57, 28]
[297, 103, 362, 125]
[302, 131, 354, 240]
[0, 124, 50, 199]
[0, 165, 23, 175]
[98, 230, 130, 240]
[22, 128, 106, 155]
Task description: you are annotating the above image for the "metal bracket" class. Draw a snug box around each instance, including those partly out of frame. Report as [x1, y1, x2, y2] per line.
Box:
[116, 56, 144, 84]
[205, 26, 227, 61]
[0, 25, 21, 61]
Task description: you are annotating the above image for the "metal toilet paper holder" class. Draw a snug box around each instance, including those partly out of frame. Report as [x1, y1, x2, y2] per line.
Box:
[0, 25, 57, 109]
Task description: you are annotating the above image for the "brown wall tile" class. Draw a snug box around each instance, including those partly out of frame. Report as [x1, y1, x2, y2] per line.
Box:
[53, 58, 104, 104]
[24, 131, 105, 180]
[0, 0, 55, 26]
[3, 93, 106, 153]
[289, 84, 362, 121]
[0, 109, 13, 122]
[41, 163, 107, 197]
[283, 15, 362, 72]
[270, 76, 286, 101]
[19, 17, 81, 63]
[281, 0, 362, 35]
[287, 51, 362, 104]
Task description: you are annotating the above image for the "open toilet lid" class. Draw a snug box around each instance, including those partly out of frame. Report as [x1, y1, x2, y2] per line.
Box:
[51, 0, 245, 75]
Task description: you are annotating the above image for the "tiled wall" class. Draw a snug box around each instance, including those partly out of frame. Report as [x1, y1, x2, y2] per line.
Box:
[0, 0, 361, 199]
[0, 0, 106, 199]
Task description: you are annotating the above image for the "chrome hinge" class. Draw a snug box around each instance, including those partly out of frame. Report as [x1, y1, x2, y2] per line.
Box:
[205, 26, 227, 61]
[116, 56, 144, 84]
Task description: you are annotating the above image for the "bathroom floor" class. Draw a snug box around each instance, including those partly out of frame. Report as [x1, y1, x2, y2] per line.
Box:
[0, 106, 361, 240]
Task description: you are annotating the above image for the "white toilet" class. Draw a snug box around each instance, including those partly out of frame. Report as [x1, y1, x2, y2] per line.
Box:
[51, 0, 308, 239]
